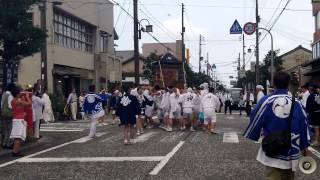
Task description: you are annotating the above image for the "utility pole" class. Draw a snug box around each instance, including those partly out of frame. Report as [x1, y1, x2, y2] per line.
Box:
[133, 0, 139, 85]
[40, 1, 48, 90]
[199, 34, 203, 73]
[207, 52, 210, 76]
[242, 34, 245, 70]
[255, 0, 260, 86]
[181, 3, 187, 88]
[238, 53, 241, 80]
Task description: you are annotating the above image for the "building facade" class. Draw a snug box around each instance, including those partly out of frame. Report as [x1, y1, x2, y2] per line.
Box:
[17, 1, 121, 96]
[142, 40, 183, 61]
[117, 50, 147, 84]
[279, 45, 312, 86]
[304, 0, 320, 85]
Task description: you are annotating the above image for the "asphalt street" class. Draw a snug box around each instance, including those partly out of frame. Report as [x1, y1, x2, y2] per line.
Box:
[0, 113, 319, 180]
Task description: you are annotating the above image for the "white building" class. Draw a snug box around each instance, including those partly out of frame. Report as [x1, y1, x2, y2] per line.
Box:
[18, 0, 121, 96]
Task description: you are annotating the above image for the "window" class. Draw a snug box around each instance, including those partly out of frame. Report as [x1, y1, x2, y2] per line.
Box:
[100, 35, 108, 52]
[312, 41, 320, 59]
[317, 12, 320, 30]
[53, 11, 93, 53]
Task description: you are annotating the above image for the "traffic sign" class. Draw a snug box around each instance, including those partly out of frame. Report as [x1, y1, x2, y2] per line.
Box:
[243, 22, 256, 35]
[230, 20, 242, 34]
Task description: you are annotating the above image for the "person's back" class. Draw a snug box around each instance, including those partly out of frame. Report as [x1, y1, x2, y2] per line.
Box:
[244, 71, 310, 179]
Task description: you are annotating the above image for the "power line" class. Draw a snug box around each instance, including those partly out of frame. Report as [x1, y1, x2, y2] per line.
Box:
[264, 0, 284, 29]
[110, 0, 178, 55]
[260, 0, 292, 44]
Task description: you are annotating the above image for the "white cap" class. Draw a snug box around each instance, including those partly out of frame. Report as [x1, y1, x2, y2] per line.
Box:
[200, 83, 209, 90]
[187, 88, 193, 93]
[256, 85, 264, 90]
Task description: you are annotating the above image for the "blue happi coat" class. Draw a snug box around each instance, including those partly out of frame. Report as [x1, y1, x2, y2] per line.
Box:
[83, 93, 105, 117]
[244, 89, 310, 170]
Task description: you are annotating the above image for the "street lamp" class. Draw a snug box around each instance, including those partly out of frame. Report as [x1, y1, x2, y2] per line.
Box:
[138, 19, 153, 39]
[258, 27, 274, 87]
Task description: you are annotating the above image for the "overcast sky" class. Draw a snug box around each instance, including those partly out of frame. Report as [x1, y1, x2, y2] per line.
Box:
[114, 0, 313, 86]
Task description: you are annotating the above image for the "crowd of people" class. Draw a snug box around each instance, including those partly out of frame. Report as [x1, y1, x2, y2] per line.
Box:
[81, 83, 223, 145]
[0, 83, 54, 156]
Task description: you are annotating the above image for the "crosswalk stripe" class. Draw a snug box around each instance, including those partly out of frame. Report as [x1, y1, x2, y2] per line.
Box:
[132, 132, 158, 143]
[223, 132, 239, 143]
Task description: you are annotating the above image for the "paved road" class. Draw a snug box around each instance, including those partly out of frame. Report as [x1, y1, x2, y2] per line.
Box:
[0, 113, 319, 180]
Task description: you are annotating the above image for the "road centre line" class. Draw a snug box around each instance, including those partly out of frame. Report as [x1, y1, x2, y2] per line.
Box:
[149, 141, 185, 175]
[17, 156, 165, 163]
[0, 132, 106, 168]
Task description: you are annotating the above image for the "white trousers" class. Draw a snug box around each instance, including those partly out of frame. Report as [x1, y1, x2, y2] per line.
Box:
[88, 118, 97, 138]
[34, 118, 40, 138]
[70, 102, 77, 120]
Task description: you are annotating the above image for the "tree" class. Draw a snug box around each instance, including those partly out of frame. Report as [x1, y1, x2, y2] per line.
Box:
[259, 49, 283, 86]
[185, 64, 213, 88]
[0, 0, 46, 87]
[142, 53, 159, 84]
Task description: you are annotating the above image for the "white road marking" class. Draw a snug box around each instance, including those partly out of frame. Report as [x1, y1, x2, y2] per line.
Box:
[132, 132, 158, 143]
[149, 141, 185, 175]
[100, 133, 122, 143]
[160, 132, 184, 143]
[223, 132, 239, 143]
[18, 156, 165, 163]
[226, 116, 235, 120]
[0, 132, 106, 168]
[309, 147, 320, 159]
[40, 129, 83, 132]
[73, 133, 107, 143]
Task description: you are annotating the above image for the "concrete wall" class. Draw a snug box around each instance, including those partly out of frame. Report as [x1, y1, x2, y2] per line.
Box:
[18, 1, 115, 93]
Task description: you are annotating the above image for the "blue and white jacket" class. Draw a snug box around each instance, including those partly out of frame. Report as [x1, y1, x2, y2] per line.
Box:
[83, 93, 105, 118]
[244, 89, 310, 171]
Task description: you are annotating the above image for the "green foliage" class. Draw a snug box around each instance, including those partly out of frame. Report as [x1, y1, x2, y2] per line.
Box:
[185, 64, 213, 88]
[0, 0, 46, 60]
[240, 50, 282, 88]
[259, 50, 283, 86]
[142, 53, 160, 84]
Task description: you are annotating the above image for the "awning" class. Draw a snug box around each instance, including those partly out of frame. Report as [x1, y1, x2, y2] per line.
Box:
[53, 65, 93, 79]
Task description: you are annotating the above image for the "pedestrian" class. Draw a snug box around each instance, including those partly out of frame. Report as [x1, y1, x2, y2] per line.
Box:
[79, 91, 86, 120]
[116, 85, 139, 145]
[21, 85, 34, 140]
[244, 71, 310, 179]
[1, 83, 15, 149]
[300, 84, 310, 108]
[238, 93, 245, 116]
[67, 88, 78, 121]
[218, 92, 224, 113]
[160, 87, 171, 131]
[167, 88, 181, 132]
[224, 92, 232, 115]
[181, 88, 196, 131]
[42, 88, 55, 123]
[201, 87, 220, 134]
[143, 89, 154, 128]
[10, 86, 32, 157]
[306, 84, 320, 147]
[153, 85, 163, 128]
[83, 85, 105, 138]
[110, 90, 120, 124]
[245, 90, 254, 116]
[256, 85, 265, 103]
[98, 89, 110, 125]
[135, 87, 145, 136]
[32, 86, 45, 139]
[192, 88, 201, 130]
